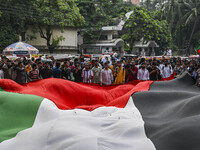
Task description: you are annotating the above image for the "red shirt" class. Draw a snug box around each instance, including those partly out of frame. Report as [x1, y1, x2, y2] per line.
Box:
[127, 66, 138, 82]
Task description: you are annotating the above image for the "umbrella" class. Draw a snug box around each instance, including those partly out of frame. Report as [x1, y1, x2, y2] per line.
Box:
[3, 42, 39, 56]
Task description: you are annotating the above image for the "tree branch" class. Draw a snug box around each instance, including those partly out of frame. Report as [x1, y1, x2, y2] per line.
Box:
[38, 26, 47, 40]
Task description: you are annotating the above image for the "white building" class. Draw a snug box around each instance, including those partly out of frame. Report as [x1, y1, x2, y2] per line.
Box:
[83, 11, 159, 56]
[82, 26, 124, 54]
[134, 40, 159, 56]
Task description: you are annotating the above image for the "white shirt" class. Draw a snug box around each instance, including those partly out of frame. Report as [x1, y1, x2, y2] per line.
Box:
[161, 65, 173, 78]
[137, 69, 149, 80]
[157, 64, 164, 71]
[100, 68, 113, 85]
[0, 70, 4, 79]
[82, 69, 93, 83]
[167, 49, 172, 56]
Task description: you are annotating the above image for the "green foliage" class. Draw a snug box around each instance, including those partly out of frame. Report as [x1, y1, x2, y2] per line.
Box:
[31, 0, 84, 52]
[0, 0, 84, 53]
[0, 14, 19, 51]
[33, 0, 84, 27]
[52, 36, 65, 47]
[77, 0, 135, 43]
[121, 7, 172, 53]
[159, 0, 200, 53]
[0, 0, 33, 52]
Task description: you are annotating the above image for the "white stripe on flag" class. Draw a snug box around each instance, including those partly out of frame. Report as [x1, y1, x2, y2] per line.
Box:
[0, 97, 156, 150]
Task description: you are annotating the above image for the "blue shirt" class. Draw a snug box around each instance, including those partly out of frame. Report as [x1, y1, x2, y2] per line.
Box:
[53, 67, 62, 78]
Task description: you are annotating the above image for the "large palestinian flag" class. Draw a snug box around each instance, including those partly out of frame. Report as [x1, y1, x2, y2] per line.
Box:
[0, 73, 199, 150]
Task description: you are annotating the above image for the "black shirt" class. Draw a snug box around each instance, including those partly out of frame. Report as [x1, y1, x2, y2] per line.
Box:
[147, 67, 159, 81]
[73, 68, 82, 82]
[40, 67, 53, 79]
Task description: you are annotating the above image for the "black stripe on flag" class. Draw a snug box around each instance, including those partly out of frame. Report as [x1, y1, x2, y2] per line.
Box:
[132, 73, 200, 150]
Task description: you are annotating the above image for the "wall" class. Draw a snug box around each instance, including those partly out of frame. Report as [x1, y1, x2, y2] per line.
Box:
[25, 26, 78, 53]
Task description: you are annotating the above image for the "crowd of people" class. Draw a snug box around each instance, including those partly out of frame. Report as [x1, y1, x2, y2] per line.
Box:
[0, 54, 199, 86]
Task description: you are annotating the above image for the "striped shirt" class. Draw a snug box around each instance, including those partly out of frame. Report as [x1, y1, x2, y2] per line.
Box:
[100, 68, 113, 85]
[29, 69, 39, 81]
[82, 69, 93, 83]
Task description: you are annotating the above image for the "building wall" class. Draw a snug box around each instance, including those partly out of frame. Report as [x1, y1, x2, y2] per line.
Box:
[25, 26, 78, 53]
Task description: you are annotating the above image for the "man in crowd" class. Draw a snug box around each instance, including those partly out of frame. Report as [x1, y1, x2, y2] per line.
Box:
[114, 61, 126, 84]
[53, 62, 62, 78]
[73, 64, 82, 82]
[188, 61, 197, 81]
[40, 62, 53, 79]
[137, 62, 149, 80]
[25, 60, 32, 73]
[28, 63, 40, 81]
[100, 62, 113, 86]
[92, 61, 101, 84]
[147, 62, 160, 81]
[1, 58, 11, 79]
[37, 61, 43, 78]
[62, 62, 71, 80]
[82, 63, 93, 83]
[161, 60, 173, 78]
[15, 62, 26, 83]
[174, 61, 183, 78]
[167, 48, 172, 56]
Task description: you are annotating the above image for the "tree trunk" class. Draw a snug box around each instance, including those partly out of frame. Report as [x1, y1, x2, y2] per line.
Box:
[46, 26, 54, 53]
[147, 0, 150, 10]
[46, 36, 55, 53]
[129, 42, 134, 54]
[169, 0, 174, 32]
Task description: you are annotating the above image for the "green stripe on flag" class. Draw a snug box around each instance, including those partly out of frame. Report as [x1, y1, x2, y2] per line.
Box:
[0, 87, 4, 92]
[0, 89, 43, 143]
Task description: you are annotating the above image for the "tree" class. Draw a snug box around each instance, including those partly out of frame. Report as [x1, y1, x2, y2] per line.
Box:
[0, 14, 19, 51]
[31, 0, 84, 53]
[121, 7, 171, 53]
[160, 0, 184, 32]
[181, 0, 200, 44]
[158, 0, 200, 52]
[142, 0, 152, 10]
[164, 0, 200, 53]
[77, 0, 135, 44]
[0, 0, 33, 51]
[77, 0, 109, 44]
